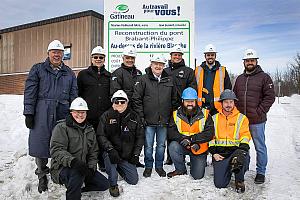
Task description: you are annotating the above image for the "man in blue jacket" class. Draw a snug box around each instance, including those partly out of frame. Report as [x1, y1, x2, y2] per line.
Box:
[23, 40, 77, 193]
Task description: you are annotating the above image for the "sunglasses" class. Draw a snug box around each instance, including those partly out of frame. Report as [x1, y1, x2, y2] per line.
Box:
[93, 56, 105, 60]
[114, 100, 127, 105]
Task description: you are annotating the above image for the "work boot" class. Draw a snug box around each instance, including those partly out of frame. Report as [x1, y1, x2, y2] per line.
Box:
[143, 168, 152, 177]
[164, 157, 173, 165]
[235, 180, 245, 193]
[109, 185, 120, 197]
[136, 161, 145, 168]
[254, 174, 265, 184]
[37, 176, 48, 193]
[155, 168, 166, 177]
[167, 170, 187, 178]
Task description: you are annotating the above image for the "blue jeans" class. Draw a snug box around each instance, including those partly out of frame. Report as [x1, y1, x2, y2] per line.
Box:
[103, 152, 138, 186]
[169, 141, 207, 179]
[250, 122, 267, 175]
[59, 168, 109, 200]
[144, 125, 167, 169]
[213, 150, 250, 188]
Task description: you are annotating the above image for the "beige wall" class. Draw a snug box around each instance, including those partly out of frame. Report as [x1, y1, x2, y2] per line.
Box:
[0, 15, 103, 74]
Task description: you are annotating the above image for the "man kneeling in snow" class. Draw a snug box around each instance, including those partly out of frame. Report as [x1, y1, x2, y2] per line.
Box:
[167, 87, 214, 179]
[209, 90, 251, 193]
[50, 97, 109, 200]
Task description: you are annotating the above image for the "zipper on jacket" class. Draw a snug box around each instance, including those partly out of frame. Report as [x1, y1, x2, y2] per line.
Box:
[244, 76, 249, 115]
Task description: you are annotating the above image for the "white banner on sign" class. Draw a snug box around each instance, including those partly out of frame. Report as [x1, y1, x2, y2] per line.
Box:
[104, 0, 195, 73]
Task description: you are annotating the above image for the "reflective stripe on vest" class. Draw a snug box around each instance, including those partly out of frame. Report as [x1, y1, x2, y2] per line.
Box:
[195, 66, 225, 110]
[209, 113, 247, 147]
[173, 109, 209, 154]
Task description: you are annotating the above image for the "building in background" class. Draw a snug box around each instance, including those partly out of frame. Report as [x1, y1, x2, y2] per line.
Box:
[0, 10, 104, 94]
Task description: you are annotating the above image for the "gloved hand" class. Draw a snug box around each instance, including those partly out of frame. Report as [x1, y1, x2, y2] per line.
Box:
[70, 158, 89, 176]
[190, 143, 200, 151]
[128, 155, 140, 165]
[25, 115, 34, 129]
[230, 149, 247, 174]
[108, 149, 122, 164]
[180, 138, 191, 147]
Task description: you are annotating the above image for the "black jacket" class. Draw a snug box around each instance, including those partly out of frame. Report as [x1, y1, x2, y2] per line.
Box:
[168, 106, 214, 146]
[110, 64, 142, 101]
[165, 59, 197, 109]
[77, 65, 111, 128]
[233, 65, 275, 124]
[97, 107, 144, 161]
[132, 67, 177, 126]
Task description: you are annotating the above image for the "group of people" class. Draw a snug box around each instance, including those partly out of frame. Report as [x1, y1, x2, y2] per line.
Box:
[23, 39, 275, 199]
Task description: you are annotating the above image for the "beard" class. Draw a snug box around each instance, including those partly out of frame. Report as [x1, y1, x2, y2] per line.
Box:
[245, 64, 256, 72]
[183, 105, 197, 116]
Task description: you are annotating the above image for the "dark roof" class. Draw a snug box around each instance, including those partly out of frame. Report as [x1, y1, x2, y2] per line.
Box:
[0, 10, 103, 34]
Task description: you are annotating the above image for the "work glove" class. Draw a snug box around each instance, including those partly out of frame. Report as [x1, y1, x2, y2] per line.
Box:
[180, 137, 191, 148]
[190, 143, 200, 151]
[70, 158, 89, 176]
[108, 149, 122, 164]
[128, 155, 140, 165]
[230, 149, 247, 174]
[25, 115, 34, 129]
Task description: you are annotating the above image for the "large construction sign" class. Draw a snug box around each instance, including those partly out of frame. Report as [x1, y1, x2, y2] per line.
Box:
[104, 0, 195, 72]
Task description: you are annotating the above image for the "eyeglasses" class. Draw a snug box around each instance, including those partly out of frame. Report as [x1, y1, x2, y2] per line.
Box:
[114, 100, 127, 105]
[93, 56, 105, 60]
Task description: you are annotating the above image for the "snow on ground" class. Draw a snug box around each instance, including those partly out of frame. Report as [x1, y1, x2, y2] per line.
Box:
[0, 95, 299, 200]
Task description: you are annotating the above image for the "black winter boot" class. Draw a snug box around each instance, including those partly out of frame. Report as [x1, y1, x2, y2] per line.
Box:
[38, 176, 48, 193]
[109, 185, 120, 197]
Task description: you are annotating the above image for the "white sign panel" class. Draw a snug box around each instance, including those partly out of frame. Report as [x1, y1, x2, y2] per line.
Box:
[104, 0, 195, 72]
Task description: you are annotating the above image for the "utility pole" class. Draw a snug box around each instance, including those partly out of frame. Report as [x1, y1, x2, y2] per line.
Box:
[278, 81, 281, 104]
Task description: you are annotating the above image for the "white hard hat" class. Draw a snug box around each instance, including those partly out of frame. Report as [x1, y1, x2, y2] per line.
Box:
[150, 54, 167, 64]
[243, 49, 259, 60]
[70, 97, 89, 111]
[91, 46, 105, 56]
[111, 90, 129, 102]
[123, 46, 137, 57]
[204, 44, 217, 54]
[170, 45, 184, 55]
[47, 40, 64, 52]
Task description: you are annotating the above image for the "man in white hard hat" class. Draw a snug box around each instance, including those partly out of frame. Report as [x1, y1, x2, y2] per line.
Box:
[110, 45, 142, 103]
[77, 46, 111, 131]
[50, 97, 109, 199]
[97, 90, 144, 197]
[110, 45, 144, 167]
[23, 39, 77, 193]
[194, 44, 232, 115]
[77, 46, 111, 171]
[233, 49, 275, 184]
[164, 45, 197, 165]
[132, 54, 176, 178]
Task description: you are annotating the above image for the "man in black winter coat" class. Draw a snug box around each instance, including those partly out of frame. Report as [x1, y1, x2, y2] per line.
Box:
[164, 45, 197, 165]
[77, 46, 111, 131]
[110, 45, 144, 168]
[97, 90, 144, 197]
[132, 54, 177, 178]
[77, 46, 111, 171]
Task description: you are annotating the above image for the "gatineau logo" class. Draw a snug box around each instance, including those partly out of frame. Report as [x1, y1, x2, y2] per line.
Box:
[115, 4, 129, 13]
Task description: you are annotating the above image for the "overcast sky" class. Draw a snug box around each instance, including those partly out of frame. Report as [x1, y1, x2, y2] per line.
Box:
[1, 0, 299, 74]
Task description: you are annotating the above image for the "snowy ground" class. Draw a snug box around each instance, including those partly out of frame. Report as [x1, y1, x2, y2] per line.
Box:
[0, 95, 299, 200]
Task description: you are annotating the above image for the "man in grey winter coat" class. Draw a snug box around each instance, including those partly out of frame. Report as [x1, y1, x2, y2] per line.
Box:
[23, 40, 77, 193]
[50, 97, 109, 200]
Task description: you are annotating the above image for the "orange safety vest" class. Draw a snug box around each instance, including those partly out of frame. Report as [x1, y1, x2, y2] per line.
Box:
[194, 66, 226, 110]
[173, 108, 209, 155]
[209, 107, 251, 147]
